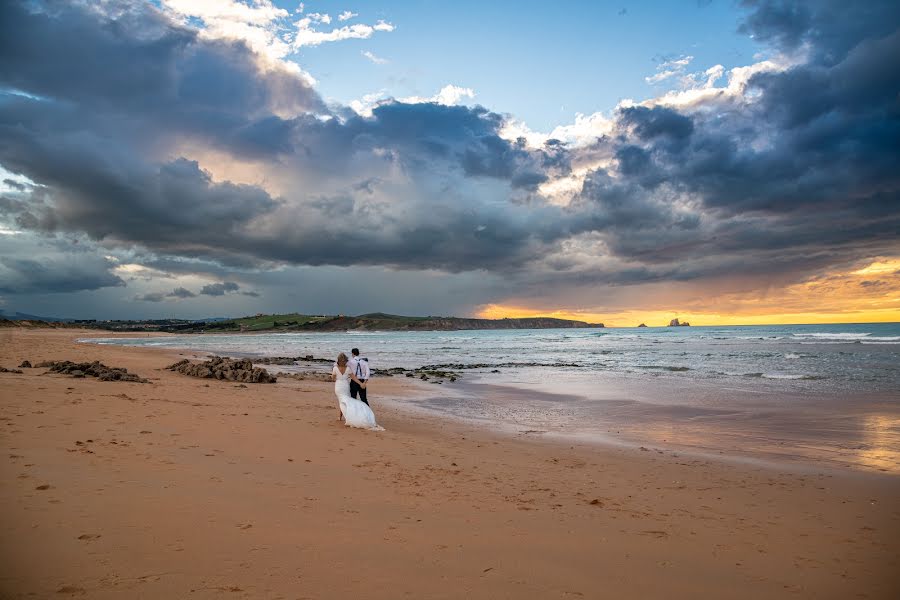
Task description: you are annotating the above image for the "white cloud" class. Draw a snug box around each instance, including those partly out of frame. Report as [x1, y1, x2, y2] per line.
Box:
[163, 0, 287, 26]
[349, 91, 389, 117]
[293, 18, 395, 49]
[162, 0, 316, 85]
[650, 58, 788, 109]
[162, 1, 396, 85]
[433, 84, 475, 105]
[645, 55, 694, 84]
[362, 50, 388, 64]
[399, 84, 475, 106]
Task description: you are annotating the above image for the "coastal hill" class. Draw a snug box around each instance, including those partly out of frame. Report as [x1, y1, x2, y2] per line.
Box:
[6, 312, 604, 333]
[122, 312, 604, 333]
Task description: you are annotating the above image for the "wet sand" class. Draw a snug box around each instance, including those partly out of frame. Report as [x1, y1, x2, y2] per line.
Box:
[411, 378, 900, 474]
[1, 328, 898, 599]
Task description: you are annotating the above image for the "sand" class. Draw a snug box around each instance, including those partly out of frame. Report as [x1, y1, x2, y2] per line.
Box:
[1, 328, 898, 599]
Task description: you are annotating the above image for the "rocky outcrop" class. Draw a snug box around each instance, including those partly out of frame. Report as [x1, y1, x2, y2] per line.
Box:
[18, 360, 32, 368]
[0, 366, 23, 374]
[638, 323, 647, 328]
[36, 360, 147, 382]
[166, 357, 276, 383]
[668, 318, 690, 327]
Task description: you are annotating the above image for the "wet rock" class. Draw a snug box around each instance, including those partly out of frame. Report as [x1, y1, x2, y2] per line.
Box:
[37, 360, 147, 382]
[18, 360, 32, 368]
[0, 366, 24, 374]
[166, 356, 276, 384]
[277, 372, 332, 382]
[252, 356, 298, 365]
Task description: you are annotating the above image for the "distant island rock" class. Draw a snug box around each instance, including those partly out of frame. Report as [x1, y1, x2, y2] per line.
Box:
[668, 318, 691, 327]
[638, 323, 647, 328]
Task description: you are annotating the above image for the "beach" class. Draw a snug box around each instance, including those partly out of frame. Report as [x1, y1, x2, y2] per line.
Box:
[1, 328, 898, 599]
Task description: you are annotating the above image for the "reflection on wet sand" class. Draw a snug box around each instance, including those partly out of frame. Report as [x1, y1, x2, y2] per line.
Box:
[410, 378, 900, 474]
[854, 415, 900, 473]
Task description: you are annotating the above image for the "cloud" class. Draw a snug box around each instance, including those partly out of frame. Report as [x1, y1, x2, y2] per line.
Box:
[338, 11, 358, 22]
[170, 286, 197, 298]
[399, 84, 476, 106]
[0, 0, 898, 322]
[0, 232, 124, 294]
[293, 17, 394, 49]
[135, 291, 167, 302]
[362, 50, 388, 64]
[200, 281, 241, 296]
[645, 55, 694, 84]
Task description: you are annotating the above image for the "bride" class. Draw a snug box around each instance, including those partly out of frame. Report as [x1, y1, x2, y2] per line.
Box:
[332, 353, 384, 431]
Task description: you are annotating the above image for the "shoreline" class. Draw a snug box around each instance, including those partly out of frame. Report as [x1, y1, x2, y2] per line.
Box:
[78, 332, 900, 476]
[1, 328, 898, 598]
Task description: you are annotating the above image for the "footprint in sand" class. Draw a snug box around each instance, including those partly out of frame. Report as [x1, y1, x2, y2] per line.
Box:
[56, 585, 85, 595]
[35, 484, 51, 490]
[640, 530, 669, 539]
[77, 534, 101, 541]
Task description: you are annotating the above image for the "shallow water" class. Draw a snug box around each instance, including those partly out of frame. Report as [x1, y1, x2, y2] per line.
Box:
[83, 323, 900, 473]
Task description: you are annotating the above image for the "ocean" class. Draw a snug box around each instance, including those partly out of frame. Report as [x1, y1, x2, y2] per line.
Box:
[83, 322, 900, 473]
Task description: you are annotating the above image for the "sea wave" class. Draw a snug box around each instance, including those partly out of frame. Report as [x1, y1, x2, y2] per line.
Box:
[742, 372, 824, 380]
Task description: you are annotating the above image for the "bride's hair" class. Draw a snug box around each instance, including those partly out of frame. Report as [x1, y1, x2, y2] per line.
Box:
[336, 352, 348, 367]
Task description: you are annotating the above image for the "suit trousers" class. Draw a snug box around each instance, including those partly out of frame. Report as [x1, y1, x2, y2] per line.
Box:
[350, 379, 368, 405]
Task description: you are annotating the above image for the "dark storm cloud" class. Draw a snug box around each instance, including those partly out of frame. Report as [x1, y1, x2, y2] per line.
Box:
[738, 1, 900, 65]
[170, 287, 197, 299]
[0, 0, 898, 306]
[619, 106, 694, 142]
[0, 1, 568, 276]
[552, 0, 900, 284]
[0, 237, 124, 294]
[3, 179, 25, 192]
[135, 286, 199, 302]
[0, 0, 323, 155]
[135, 291, 167, 303]
[200, 282, 240, 296]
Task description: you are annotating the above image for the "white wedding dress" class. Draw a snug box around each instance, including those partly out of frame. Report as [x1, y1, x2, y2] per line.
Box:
[332, 365, 384, 431]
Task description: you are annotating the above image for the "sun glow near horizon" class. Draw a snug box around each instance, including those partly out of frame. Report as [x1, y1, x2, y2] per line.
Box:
[476, 259, 900, 327]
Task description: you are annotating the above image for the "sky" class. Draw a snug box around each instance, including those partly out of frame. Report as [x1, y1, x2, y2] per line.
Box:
[0, 0, 898, 326]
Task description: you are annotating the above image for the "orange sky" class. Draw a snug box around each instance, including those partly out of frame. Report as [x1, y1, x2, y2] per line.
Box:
[476, 258, 900, 327]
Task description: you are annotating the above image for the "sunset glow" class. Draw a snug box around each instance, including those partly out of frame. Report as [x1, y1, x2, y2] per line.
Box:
[477, 259, 900, 327]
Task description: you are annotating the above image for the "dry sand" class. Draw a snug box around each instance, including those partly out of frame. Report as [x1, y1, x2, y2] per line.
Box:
[1, 328, 898, 599]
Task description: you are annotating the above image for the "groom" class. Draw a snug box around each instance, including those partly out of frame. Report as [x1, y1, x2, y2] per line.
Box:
[347, 348, 370, 406]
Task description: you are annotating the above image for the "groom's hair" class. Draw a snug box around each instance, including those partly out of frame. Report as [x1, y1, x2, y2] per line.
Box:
[351, 348, 359, 356]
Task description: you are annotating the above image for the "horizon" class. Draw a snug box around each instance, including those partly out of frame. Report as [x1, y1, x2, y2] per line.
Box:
[3, 307, 899, 330]
[1, 1, 898, 325]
